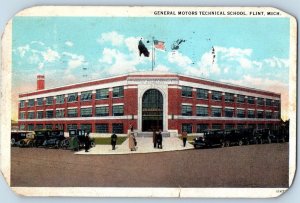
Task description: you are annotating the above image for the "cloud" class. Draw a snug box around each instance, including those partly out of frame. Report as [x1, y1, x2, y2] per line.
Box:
[41, 48, 60, 62]
[263, 57, 289, 68]
[17, 45, 30, 57]
[153, 64, 170, 72]
[62, 52, 86, 71]
[65, 41, 74, 47]
[168, 51, 192, 67]
[98, 31, 125, 46]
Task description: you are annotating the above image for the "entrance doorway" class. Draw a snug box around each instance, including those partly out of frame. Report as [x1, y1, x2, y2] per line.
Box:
[142, 89, 163, 131]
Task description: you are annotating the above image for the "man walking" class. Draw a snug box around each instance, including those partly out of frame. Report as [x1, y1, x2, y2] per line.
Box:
[182, 130, 188, 147]
[84, 132, 91, 152]
[111, 133, 118, 150]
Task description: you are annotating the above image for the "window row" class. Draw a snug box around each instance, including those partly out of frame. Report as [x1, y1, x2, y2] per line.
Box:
[181, 86, 279, 107]
[20, 86, 124, 108]
[182, 123, 278, 133]
[20, 123, 124, 133]
[181, 105, 279, 119]
[20, 105, 124, 119]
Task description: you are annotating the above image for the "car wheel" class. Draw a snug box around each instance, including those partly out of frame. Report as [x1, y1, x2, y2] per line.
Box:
[245, 140, 249, 145]
[55, 141, 60, 149]
[225, 141, 230, 147]
[11, 138, 16, 146]
[29, 141, 34, 147]
[91, 141, 95, 148]
[220, 141, 225, 148]
[238, 140, 243, 146]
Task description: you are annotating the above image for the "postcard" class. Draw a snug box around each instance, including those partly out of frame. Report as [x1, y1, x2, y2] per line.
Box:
[0, 6, 297, 197]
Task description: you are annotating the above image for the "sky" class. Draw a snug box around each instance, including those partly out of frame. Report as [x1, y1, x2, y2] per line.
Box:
[12, 17, 290, 120]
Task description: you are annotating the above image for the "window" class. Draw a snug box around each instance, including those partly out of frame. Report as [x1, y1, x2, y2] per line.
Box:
[81, 124, 92, 133]
[36, 111, 43, 119]
[81, 107, 92, 117]
[247, 110, 255, 118]
[113, 105, 124, 116]
[67, 124, 77, 130]
[20, 125, 25, 130]
[182, 105, 192, 116]
[265, 111, 272, 119]
[95, 106, 109, 116]
[95, 124, 108, 133]
[56, 95, 65, 104]
[81, 91, 92, 101]
[68, 93, 78, 103]
[225, 93, 234, 102]
[196, 106, 208, 116]
[225, 124, 234, 129]
[273, 100, 280, 107]
[212, 91, 222, 101]
[257, 98, 264, 106]
[96, 88, 109, 99]
[112, 86, 124, 98]
[37, 98, 43, 106]
[266, 99, 272, 106]
[257, 111, 264, 118]
[237, 124, 246, 129]
[257, 124, 265, 129]
[20, 100, 25, 108]
[273, 112, 279, 119]
[212, 124, 222, 130]
[55, 124, 64, 130]
[237, 109, 245, 118]
[45, 124, 53, 130]
[196, 124, 208, 133]
[46, 97, 54, 105]
[27, 124, 34, 131]
[67, 108, 78, 117]
[196, 88, 208, 99]
[28, 99, 35, 107]
[56, 109, 65, 118]
[28, 112, 35, 119]
[20, 112, 25, 119]
[224, 108, 234, 117]
[237, 95, 245, 103]
[182, 86, 192, 97]
[182, 124, 192, 133]
[211, 107, 221, 117]
[45, 110, 54, 118]
[36, 124, 43, 130]
[247, 96, 255, 104]
[112, 123, 123, 133]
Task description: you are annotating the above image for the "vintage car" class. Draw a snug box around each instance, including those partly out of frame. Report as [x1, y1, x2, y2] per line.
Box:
[11, 131, 32, 147]
[16, 132, 35, 147]
[43, 130, 65, 148]
[223, 129, 247, 147]
[193, 130, 225, 149]
[254, 128, 272, 144]
[34, 130, 51, 147]
[61, 129, 95, 150]
[269, 127, 288, 143]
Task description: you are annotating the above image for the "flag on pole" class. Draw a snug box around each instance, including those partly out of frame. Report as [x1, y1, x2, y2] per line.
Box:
[154, 40, 165, 50]
[138, 39, 150, 57]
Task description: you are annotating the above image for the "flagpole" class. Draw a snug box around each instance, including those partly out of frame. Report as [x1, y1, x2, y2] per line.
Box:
[152, 37, 154, 71]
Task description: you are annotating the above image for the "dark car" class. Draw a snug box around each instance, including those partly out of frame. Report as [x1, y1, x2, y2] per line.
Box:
[43, 130, 65, 148]
[61, 129, 95, 150]
[34, 130, 51, 147]
[193, 130, 225, 149]
[223, 129, 247, 147]
[255, 128, 271, 144]
[240, 128, 259, 145]
[11, 131, 31, 146]
[269, 128, 287, 143]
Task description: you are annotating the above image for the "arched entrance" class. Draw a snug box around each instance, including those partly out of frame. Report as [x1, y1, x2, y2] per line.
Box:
[142, 89, 163, 131]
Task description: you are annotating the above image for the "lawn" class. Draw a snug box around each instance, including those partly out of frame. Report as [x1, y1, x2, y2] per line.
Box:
[94, 137, 127, 145]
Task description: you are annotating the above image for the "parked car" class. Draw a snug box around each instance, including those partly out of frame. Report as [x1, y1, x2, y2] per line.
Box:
[34, 130, 51, 147]
[269, 127, 288, 143]
[223, 129, 247, 147]
[43, 130, 65, 148]
[240, 128, 259, 145]
[254, 128, 271, 144]
[16, 132, 35, 147]
[193, 130, 225, 149]
[61, 129, 95, 150]
[11, 131, 32, 147]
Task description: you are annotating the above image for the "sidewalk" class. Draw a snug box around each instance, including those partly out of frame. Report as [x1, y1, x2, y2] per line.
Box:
[75, 137, 194, 155]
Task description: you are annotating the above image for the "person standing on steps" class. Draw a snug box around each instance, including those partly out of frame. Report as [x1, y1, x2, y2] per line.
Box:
[182, 131, 188, 147]
[128, 128, 136, 151]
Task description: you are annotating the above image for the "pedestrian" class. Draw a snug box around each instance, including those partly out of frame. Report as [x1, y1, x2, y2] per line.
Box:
[84, 132, 91, 152]
[182, 131, 188, 147]
[111, 133, 118, 150]
[128, 128, 136, 151]
[153, 129, 157, 148]
[157, 129, 163, 149]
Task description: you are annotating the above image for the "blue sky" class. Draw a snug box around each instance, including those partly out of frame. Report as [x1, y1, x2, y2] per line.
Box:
[12, 17, 290, 119]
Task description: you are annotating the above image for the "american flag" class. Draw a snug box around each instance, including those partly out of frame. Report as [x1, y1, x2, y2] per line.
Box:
[154, 40, 165, 50]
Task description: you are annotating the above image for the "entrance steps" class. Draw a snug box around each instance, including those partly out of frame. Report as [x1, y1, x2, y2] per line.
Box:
[136, 131, 170, 137]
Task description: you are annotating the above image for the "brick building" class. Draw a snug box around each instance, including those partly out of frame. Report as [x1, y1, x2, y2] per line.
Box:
[18, 72, 281, 135]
